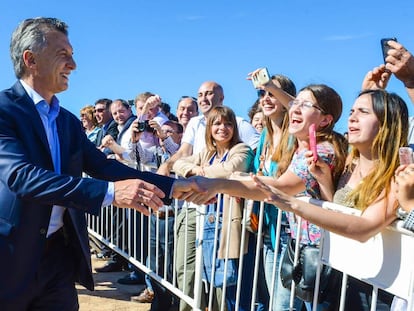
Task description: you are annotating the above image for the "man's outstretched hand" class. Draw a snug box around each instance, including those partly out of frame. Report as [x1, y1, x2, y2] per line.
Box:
[113, 179, 165, 216]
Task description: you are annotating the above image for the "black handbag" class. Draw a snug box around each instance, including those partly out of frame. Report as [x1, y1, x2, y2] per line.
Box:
[280, 237, 336, 302]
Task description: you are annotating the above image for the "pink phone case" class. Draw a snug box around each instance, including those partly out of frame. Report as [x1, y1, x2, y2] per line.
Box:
[309, 124, 317, 162]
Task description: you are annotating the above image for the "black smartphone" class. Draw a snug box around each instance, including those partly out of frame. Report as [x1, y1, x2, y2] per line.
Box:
[381, 37, 397, 63]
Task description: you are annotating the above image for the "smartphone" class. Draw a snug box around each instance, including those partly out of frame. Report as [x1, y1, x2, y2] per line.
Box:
[399, 147, 413, 165]
[381, 37, 397, 63]
[309, 123, 317, 162]
[252, 67, 270, 88]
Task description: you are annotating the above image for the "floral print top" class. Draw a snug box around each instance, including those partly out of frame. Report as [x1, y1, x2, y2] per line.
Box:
[287, 141, 335, 245]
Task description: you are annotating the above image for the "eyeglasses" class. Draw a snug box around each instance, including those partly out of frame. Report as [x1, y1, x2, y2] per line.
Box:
[288, 100, 325, 113]
[94, 108, 105, 113]
[257, 90, 274, 98]
[80, 113, 87, 118]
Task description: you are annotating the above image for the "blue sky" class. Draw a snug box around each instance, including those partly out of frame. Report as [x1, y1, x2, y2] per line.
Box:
[0, 0, 413, 134]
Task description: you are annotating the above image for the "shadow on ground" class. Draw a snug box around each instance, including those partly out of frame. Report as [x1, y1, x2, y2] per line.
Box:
[77, 256, 149, 311]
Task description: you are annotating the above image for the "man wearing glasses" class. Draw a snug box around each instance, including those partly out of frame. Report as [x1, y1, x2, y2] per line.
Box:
[94, 98, 118, 154]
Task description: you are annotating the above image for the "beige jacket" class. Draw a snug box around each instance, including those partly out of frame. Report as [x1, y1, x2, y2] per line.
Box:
[173, 142, 253, 178]
[217, 195, 249, 259]
[173, 142, 254, 259]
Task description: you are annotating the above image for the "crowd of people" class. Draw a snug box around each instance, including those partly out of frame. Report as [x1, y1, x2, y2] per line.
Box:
[2, 16, 414, 311]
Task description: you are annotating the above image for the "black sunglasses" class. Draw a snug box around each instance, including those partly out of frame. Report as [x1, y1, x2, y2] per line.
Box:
[257, 90, 265, 97]
[257, 90, 274, 98]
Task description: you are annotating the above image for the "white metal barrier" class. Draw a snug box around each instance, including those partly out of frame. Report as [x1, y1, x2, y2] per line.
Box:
[299, 197, 414, 311]
[86, 195, 414, 311]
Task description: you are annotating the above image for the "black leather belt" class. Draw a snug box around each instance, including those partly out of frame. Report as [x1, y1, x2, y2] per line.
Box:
[156, 210, 174, 219]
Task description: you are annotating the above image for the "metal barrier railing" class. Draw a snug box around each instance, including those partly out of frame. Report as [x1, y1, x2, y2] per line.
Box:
[87, 195, 414, 311]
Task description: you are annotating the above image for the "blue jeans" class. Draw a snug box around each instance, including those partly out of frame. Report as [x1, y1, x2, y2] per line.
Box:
[202, 209, 238, 310]
[202, 211, 238, 288]
[202, 208, 266, 311]
[263, 233, 303, 311]
[304, 301, 332, 311]
[239, 234, 269, 311]
[145, 212, 175, 310]
[146, 212, 174, 285]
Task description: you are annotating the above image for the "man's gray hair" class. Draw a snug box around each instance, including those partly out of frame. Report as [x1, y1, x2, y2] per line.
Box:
[10, 17, 68, 79]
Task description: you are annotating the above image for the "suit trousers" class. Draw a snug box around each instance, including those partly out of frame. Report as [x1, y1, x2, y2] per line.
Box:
[2, 228, 79, 311]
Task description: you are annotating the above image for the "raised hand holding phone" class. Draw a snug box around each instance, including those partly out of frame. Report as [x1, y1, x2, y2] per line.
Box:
[309, 123, 317, 162]
[251, 67, 271, 88]
[381, 37, 397, 64]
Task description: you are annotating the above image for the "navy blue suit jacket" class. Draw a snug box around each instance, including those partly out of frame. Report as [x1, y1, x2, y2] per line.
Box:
[95, 118, 118, 147]
[0, 81, 175, 299]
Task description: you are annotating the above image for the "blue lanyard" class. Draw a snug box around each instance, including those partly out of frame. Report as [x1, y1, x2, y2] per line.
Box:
[209, 151, 229, 165]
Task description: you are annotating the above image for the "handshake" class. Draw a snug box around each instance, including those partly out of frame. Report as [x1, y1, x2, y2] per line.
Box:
[112, 175, 219, 216]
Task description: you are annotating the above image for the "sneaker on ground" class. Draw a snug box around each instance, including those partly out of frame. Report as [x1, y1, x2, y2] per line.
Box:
[130, 288, 154, 303]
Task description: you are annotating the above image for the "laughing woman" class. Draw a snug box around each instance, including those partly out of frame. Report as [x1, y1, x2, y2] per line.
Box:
[248, 70, 300, 311]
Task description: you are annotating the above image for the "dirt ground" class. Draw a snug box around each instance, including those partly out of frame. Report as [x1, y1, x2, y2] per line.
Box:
[77, 256, 150, 311]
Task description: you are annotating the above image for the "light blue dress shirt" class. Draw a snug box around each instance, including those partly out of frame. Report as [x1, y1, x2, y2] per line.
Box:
[19, 80, 114, 237]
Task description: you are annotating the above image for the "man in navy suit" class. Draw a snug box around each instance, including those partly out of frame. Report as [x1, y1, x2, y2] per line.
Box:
[94, 98, 119, 152]
[0, 17, 211, 310]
